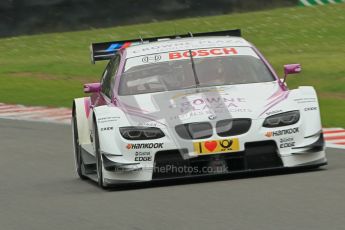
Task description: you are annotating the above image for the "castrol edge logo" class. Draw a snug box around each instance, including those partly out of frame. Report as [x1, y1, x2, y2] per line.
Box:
[169, 47, 238, 59]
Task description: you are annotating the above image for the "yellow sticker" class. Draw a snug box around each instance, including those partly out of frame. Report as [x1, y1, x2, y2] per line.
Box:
[193, 138, 240, 155]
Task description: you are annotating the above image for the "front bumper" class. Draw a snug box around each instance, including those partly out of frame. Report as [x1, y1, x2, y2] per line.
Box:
[101, 136, 327, 185]
[152, 138, 327, 179]
[103, 156, 327, 187]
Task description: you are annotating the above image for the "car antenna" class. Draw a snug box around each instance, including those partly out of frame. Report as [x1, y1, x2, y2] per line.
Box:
[188, 49, 200, 90]
[138, 35, 144, 44]
[173, 24, 176, 36]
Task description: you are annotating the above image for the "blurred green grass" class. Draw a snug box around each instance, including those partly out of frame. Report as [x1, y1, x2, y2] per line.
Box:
[0, 4, 344, 127]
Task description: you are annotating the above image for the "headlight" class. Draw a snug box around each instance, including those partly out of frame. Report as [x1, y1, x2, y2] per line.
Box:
[119, 127, 165, 140]
[263, 111, 300, 128]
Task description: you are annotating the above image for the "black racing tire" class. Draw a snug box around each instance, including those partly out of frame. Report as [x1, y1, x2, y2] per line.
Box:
[72, 110, 87, 180]
[94, 121, 108, 189]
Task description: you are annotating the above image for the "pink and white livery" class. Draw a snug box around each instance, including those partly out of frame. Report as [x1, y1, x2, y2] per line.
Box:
[72, 29, 327, 188]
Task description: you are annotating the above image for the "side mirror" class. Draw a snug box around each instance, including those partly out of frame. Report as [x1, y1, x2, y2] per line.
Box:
[84, 83, 101, 93]
[283, 64, 301, 83]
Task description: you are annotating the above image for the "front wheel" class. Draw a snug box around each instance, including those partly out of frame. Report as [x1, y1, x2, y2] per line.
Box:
[72, 112, 87, 180]
[94, 121, 108, 189]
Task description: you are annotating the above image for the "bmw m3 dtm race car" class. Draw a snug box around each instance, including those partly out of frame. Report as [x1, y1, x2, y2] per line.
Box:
[72, 29, 327, 188]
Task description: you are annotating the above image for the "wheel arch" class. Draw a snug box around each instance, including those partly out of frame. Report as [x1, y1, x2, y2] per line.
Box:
[73, 97, 92, 145]
[292, 86, 322, 137]
[92, 105, 131, 157]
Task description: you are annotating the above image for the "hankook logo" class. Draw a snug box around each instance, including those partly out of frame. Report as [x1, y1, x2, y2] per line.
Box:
[265, 128, 299, 137]
[265, 132, 273, 138]
[126, 143, 163, 149]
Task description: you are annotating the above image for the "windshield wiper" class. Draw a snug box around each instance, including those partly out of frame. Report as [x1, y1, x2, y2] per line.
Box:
[188, 49, 200, 88]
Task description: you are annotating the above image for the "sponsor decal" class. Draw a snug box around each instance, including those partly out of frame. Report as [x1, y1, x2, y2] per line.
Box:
[126, 143, 164, 149]
[265, 127, 299, 137]
[169, 48, 238, 59]
[219, 139, 233, 149]
[294, 98, 316, 104]
[131, 40, 245, 54]
[194, 138, 240, 155]
[97, 116, 120, 123]
[105, 42, 133, 52]
[176, 96, 248, 113]
[100, 127, 113, 131]
[265, 132, 273, 138]
[169, 108, 252, 121]
[279, 137, 295, 148]
[134, 151, 152, 161]
[280, 142, 295, 148]
[135, 121, 160, 127]
[304, 107, 317, 111]
[172, 88, 225, 100]
[142, 55, 162, 63]
[205, 141, 217, 152]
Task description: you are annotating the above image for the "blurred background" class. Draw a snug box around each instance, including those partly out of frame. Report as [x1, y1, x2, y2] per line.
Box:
[0, 0, 297, 37]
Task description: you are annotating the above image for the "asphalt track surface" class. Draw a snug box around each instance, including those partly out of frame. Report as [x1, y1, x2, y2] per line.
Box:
[1, 119, 345, 230]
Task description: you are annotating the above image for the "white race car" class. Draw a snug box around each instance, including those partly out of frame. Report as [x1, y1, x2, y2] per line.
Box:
[72, 29, 327, 188]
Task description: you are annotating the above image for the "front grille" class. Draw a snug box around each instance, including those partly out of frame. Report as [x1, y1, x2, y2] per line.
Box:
[175, 122, 213, 140]
[175, 119, 251, 140]
[216, 119, 251, 137]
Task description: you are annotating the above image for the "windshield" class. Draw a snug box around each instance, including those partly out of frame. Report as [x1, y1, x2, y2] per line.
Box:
[119, 47, 275, 96]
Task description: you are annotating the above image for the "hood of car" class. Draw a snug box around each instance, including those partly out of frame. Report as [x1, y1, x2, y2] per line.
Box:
[118, 81, 292, 127]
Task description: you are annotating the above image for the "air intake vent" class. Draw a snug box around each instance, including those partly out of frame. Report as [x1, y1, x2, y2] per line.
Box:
[216, 119, 251, 137]
[175, 122, 213, 140]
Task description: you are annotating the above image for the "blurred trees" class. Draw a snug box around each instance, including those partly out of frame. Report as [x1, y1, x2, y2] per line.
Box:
[0, 0, 297, 37]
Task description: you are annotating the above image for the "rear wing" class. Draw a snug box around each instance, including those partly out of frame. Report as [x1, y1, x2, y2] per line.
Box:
[90, 29, 241, 64]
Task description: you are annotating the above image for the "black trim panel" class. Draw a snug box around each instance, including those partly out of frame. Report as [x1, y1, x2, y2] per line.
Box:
[292, 133, 325, 153]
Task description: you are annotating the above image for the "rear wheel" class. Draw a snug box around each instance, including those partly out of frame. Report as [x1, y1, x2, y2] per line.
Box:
[94, 121, 108, 188]
[72, 111, 87, 180]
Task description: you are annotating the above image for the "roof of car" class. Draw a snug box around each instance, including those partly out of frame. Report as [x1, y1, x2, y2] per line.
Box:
[125, 36, 252, 58]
